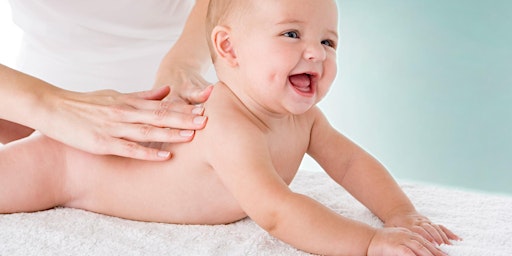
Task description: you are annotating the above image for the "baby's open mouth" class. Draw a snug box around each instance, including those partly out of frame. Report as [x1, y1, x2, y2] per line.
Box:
[289, 73, 313, 93]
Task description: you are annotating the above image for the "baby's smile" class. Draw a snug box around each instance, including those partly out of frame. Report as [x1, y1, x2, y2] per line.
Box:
[288, 73, 316, 97]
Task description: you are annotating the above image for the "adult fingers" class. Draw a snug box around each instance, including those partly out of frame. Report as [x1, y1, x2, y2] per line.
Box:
[101, 95, 207, 131]
[130, 86, 171, 101]
[121, 108, 208, 131]
[186, 84, 214, 104]
[116, 124, 197, 144]
[107, 138, 173, 161]
[121, 90, 200, 114]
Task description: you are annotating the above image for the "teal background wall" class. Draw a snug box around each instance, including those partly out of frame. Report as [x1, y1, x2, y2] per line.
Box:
[302, 0, 512, 195]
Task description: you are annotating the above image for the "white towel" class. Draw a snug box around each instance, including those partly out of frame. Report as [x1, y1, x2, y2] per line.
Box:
[1, 171, 511, 255]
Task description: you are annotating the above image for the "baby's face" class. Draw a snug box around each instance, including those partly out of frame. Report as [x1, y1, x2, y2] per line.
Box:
[230, 0, 338, 115]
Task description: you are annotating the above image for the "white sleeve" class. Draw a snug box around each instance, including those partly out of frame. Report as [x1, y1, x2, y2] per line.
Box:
[9, 0, 194, 92]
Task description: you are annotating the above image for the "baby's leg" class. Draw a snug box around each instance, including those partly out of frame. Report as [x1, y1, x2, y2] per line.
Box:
[0, 134, 70, 213]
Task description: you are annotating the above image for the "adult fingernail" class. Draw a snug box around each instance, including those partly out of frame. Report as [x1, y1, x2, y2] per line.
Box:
[180, 130, 194, 137]
[158, 151, 171, 158]
[192, 107, 204, 115]
[193, 116, 207, 125]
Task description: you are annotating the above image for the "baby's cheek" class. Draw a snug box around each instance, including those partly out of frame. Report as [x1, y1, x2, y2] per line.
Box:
[267, 72, 281, 85]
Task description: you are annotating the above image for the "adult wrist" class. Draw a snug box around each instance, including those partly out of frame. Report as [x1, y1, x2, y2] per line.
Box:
[29, 83, 66, 133]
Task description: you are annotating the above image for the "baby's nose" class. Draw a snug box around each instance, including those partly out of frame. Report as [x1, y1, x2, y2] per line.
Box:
[303, 43, 327, 62]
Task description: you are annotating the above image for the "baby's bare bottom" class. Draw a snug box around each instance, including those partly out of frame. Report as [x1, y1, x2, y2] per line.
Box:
[0, 134, 69, 213]
[0, 134, 246, 224]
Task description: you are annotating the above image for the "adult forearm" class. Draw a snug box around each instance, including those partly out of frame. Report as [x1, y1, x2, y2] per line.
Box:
[154, 0, 211, 88]
[1, 64, 207, 160]
[0, 64, 56, 130]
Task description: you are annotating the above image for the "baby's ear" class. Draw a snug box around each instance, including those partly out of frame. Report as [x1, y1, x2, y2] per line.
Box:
[211, 26, 238, 66]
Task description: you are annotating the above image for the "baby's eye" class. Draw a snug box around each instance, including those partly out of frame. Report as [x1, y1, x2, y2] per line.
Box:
[283, 31, 300, 39]
[321, 39, 337, 49]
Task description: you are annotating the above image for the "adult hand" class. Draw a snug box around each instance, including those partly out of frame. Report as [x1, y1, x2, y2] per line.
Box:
[153, 0, 213, 105]
[38, 86, 207, 161]
[154, 64, 214, 105]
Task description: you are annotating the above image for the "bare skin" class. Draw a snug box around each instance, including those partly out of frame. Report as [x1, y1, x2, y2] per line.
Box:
[0, 83, 457, 255]
[0, 0, 212, 160]
[1, 0, 459, 255]
[0, 83, 302, 223]
[0, 66, 209, 160]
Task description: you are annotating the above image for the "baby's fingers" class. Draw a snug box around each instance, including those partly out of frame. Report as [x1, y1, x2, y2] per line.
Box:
[418, 223, 461, 245]
[413, 224, 446, 245]
[405, 237, 447, 256]
[412, 229, 432, 246]
[369, 228, 448, 256]
[440, 224, 462, 242]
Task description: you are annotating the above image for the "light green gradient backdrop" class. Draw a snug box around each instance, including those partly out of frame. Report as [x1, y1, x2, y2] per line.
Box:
[302, 0, 512, 194]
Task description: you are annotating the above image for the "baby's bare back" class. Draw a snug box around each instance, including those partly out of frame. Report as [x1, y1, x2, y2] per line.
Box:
[63, 86, 312, 225]
[63, 140, 247, 224]
[65, 131, 307, 224]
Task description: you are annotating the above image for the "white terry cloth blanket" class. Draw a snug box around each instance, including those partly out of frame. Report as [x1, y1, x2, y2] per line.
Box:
[1, 171, 511, 256]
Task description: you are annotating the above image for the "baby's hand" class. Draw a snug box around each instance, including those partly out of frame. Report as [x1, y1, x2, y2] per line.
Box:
[384, 212, 461, 245]
[367, 227, 448, 256]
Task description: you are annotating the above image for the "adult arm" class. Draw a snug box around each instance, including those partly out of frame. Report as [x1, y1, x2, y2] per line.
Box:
[0, 64, 206, 160]
[154, 0, 214, 104]
[0, 1, 214, 159]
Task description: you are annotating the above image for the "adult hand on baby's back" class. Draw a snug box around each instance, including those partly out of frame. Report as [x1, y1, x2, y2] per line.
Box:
[38, 86, 208, 161]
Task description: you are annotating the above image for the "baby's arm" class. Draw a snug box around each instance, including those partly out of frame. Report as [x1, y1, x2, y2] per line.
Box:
[205, 115, 451, 255]
[204, 118, 375, 255]
[307, 108, 460, 246]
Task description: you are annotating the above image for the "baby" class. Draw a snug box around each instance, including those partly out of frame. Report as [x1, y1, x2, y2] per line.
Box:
[0, 0, 459, 255]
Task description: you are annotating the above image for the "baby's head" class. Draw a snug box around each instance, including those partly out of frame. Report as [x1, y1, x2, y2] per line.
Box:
[205, 0, 250, 63]
[206, 0, 339, 114]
